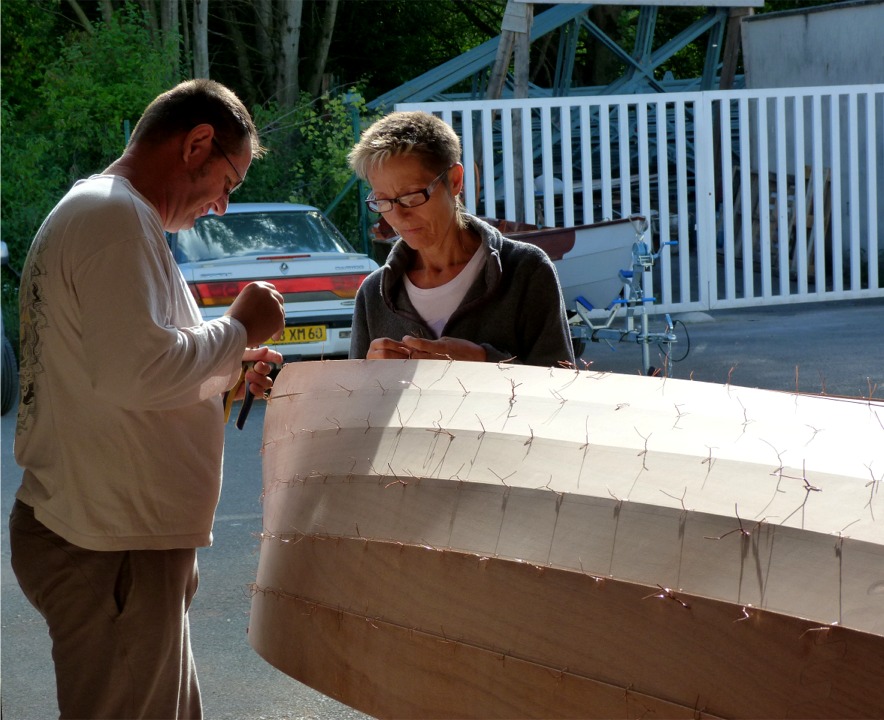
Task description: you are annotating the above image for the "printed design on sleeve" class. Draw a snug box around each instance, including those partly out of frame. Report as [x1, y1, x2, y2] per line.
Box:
[16, 224, 51, 434]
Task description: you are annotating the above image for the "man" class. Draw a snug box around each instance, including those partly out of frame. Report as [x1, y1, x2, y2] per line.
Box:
[9, 79, 285, 719]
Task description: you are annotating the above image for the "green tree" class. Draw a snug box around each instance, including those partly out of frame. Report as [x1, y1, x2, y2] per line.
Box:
[1, 2, 174, 345]
[39, 6, 177, 175]
[1, 0, 503, 266]
[2, 2, 174, 257]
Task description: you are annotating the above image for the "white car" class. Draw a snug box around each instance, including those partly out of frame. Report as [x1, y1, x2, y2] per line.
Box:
[169, 203, 378, 359]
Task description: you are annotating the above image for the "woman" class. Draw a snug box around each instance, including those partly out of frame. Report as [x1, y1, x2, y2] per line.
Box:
[347, 110, 575, 367]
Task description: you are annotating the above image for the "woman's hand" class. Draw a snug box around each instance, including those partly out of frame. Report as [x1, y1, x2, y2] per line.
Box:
[365, 336, 487, 362]
[365, 337, 413, 359]
[402, 335, 487, 361]
[401, 335, 486, 361]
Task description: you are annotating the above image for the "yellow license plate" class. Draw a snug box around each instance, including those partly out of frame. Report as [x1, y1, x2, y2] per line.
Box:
[268, 325, 327, 345]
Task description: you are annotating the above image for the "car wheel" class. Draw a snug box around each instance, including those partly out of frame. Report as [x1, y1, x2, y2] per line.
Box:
[2, 333, 18, 416]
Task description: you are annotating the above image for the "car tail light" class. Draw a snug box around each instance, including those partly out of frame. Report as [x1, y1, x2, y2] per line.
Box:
[189, 281, 246, 307]
[189, 274, 369, 307]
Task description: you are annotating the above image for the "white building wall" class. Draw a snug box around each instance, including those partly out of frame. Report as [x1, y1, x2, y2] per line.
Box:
[741, 1, 884, 265]
[742, 0, 884, 89]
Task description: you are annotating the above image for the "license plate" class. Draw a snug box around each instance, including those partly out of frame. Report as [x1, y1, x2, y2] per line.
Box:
[268, 325, 327, 345]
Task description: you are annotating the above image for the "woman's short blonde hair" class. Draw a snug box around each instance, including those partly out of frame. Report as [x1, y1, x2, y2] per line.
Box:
[349, 111, 468, 228]
[348, 111, 461, 180]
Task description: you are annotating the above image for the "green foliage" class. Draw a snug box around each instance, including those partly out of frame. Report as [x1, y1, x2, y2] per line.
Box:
[1, 101, 66, 253]
[327, 0, 503, 102]
[1, 1, 176, 349]
[1, 0, 505, 271]
[290, 95, 361, 208]
[2, 3, 174, 258]
[38, 5, 175, 175]
[0, 0, 62, 103]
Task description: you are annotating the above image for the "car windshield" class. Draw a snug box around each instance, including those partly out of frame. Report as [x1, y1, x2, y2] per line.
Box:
[173, 210, 355, 263]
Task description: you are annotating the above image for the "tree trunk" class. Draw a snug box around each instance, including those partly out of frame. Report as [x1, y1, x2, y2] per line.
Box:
[485, 30, 514, 100]
[306, 0, 339, 99]
[221, 0, 257, 107]
[529, 31, 554, 86]
[160, 0, 180, 82]
[452, 0, 498, 37]
[512, 3, 533, 99]
[138, 0, 159, 44]
[254, 0, 275, 91]
[180, 0, 190, 70]
[488, 1, 534, 222]
[486, 0, 534, 100]
[587, 5, 623, 87]
[99, 0, 114, 25]
[192, 0, 209, 78]
[719, 7, 752, 90]
[277, 0, 303, 110]
[160, 0, 178, 36]
[65, 0, 94, 33]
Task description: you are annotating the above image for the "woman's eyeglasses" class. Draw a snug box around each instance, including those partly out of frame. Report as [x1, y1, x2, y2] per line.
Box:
[365, 167, 450, 214]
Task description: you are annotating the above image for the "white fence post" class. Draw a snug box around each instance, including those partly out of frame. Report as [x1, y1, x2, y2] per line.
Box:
[693, 93, 716, 310]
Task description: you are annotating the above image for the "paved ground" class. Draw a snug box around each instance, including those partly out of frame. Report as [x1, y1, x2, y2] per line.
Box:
[577, 297, 884, 400]
[1, 296, 881, 719]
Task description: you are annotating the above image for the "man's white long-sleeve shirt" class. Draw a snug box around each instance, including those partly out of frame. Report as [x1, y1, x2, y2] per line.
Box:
[15, 175, 246, 551]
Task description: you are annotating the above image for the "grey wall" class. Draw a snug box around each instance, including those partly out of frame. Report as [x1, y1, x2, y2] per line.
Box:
[742, 0, 884, 89]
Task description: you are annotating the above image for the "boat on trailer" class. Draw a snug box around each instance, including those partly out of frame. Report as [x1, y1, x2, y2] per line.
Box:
[249, 359, 884, 719]
[485, 216, 639, 312]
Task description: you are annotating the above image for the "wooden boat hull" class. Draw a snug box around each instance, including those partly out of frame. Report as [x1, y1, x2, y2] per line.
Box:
[250, 360, 884, 718]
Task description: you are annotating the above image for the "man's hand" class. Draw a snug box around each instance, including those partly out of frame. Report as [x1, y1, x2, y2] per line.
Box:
[241, 345, 283, 399]
[366, 335, 486, 362]
[225, 281, 285, 347]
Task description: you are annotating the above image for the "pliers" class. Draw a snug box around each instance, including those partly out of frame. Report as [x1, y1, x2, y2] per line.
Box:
[223, 362, 255, 430]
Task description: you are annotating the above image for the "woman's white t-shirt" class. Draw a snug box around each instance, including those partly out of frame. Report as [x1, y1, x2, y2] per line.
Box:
[404, 245, 487, 337]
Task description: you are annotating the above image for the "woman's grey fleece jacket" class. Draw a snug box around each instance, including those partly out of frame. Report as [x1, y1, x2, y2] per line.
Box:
[348, 214, 576, 367]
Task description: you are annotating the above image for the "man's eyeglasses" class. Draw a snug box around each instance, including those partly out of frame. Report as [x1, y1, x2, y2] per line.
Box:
[365, 167, 451, 214]
[212, 137, 244, 196]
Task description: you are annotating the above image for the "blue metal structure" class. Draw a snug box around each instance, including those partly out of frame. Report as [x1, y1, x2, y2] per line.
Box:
[366, 3, 738, 111]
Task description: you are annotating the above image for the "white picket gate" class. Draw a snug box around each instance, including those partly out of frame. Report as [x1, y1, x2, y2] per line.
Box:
[397, 84, 883, 314]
